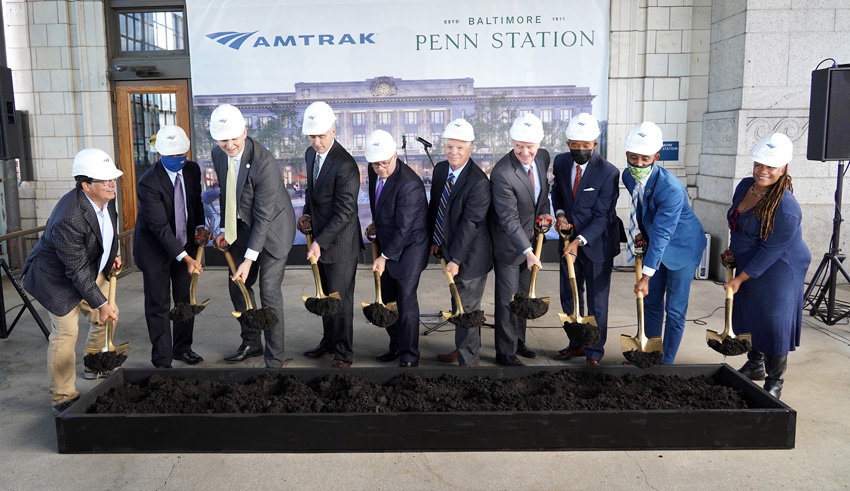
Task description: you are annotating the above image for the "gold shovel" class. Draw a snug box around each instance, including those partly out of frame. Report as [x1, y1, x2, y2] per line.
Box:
[105, 267, 130, 356]
[216, 244, 253, 319]
[706, 264, 752, 353]
[620, 248, 663, 358]
[361, 238, 398, 327]
[84, 267, 129, 373]
[556, 229, 600, 345]
[189, 241, 211, 310]
[302, 232, 342, 316]
[509, 221, 551, 319]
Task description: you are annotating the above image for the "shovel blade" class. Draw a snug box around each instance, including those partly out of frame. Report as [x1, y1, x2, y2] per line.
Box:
[580, 314, 598, 327]
[645, 337, 664, 353]
[736, 332, 752, 343]
[232, 311, 242, 318]
[327, 291, 341, 299]
[302, 295, 311, 304]
[361, 301, 371, 309]
[620, 334, 641, 353]
[706, 329, 724, 343]
[558, 312, 576, 325]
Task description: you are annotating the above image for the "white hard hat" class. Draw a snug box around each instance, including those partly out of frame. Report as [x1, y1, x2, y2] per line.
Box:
[509, 113, 544, 144]
[364, 130, 396, 162]
[565, 113, 600, 142]
[442, 118, 474, 142]
[624, 121, 663, 155]
[72, 148, 123, 180]
[154, 125, 190, 156]
[750, 133, 793, 168]
[209, 104, 246, 141]
[301, 101, 337, 135]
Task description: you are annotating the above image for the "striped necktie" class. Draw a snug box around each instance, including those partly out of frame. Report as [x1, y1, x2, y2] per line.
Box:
[572, 165, 582, 198]
[313, 153, 321, 185]
[433, 174, 455, 246]
[627, 181, 643, 263]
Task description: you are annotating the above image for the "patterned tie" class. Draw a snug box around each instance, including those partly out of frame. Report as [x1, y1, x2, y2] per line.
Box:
[572, 165, 582, 199]
[375, 178, 384, 206]
[313, 153, 321, 185]
[528, 165, 536, 203]
[433, 174, 455, 246]
[225, 157, 237, 244]
[174, 172, 187, 245]
[627, 181, 643, 263]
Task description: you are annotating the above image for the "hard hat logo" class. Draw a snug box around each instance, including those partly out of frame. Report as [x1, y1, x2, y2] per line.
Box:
[638, 132, 647, 138]
[766, 143, 776, 149]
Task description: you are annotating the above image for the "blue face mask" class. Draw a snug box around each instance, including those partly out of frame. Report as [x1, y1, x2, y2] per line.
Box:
[161, 155, 187, 172]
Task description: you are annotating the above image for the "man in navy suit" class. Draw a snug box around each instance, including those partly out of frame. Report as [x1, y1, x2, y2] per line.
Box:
[135, 125, 209, 368]
[365, 130, 429, 367]
[22, 148, 123, 414]
[427, 119, 492, 367]
[551, 113, 620, 366]
[297, 102, 362, 368]
[622, 121, 705, 364]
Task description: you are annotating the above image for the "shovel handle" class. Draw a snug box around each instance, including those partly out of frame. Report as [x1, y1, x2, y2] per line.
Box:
[190, 246, 204, 304]
[441, 258, 465, 315]
[305, 233, 327, 299]
[222, 250, 253, 310]
[527, 230, 546, 299]
[566, 252, 581, 318]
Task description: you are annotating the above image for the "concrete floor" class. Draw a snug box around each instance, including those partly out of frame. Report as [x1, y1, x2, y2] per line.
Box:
[1, 262, 849, 490]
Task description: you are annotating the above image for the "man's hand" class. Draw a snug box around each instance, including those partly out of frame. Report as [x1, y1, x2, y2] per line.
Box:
[214, 232, 229, 249]
[297, 216, 312, 234]
[372, 256, 387, 275]
[635, 274, 650, 297]
[430, 243, 442, 258]
[365, 222, 376, 238]
[307, 239, 321, 261]
[537, 214, 555, 229]
[443, 261, 459, 277]
[196, 227, 212, 245]
[232, 258, 253, 283]
[112, 257, 123, 271]
[525, 250, 542, 271]
[184, 256, 203, 275]
[555, 215, 572, 232]
[99, 303, 118, 324]
[564, 239, 580, 258]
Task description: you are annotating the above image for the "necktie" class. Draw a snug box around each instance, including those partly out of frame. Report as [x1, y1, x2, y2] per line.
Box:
[528, 165, 536, 203]
[225, 157, 237, 244]
[375, 178, 384, 206]
[313, 153, 321, 185]
[433, 174, 455, 246]
[174, 172, 187, 245]
[627, 181, 643, 263]
[572, 165, 582, 199]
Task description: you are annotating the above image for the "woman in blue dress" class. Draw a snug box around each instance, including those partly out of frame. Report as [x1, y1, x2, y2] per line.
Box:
[725, 133, 811, 399]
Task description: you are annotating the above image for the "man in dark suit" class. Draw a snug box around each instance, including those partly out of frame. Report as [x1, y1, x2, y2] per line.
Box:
[134, 125, 209, 368]
[550, 113, 620, 366]
[297, 102, 362, 368]
[427, 119, 492, 367]
[622, 121, 705, 364]
[209, 104, 296, 368]
[490, 114, 554, 366]
[22, 148, 123, 414]
[365, 130, 429, 367]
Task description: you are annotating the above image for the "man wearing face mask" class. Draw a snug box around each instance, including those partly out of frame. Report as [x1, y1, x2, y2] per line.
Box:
[551, 113, 620, 366]
[622, 121, 704, 365]
[135, 125, 209, 368]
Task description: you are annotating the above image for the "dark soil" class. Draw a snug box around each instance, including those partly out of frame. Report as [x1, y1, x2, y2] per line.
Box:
[83, 351, 128, 372]
[362, 302, 398, 327]
[237, 307, 279, 330]
[708, 337, 752, 357]
[622, 350, 663, 369]
[510, 292, 549, 319]
[169, 303, 206, 322]
[87, 369, 751, 414]
[447, 310, 486, 329]
[304, 296, 342, 316]
[564, 321, 602, 347]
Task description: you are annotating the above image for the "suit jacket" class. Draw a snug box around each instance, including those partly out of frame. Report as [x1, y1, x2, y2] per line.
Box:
[22, 189, 119, 316]
[489, 149, 551, 265]
[551, 151, 620, 263]
[622, 165, 705, 271]
[368, 160, 429, 279]
[134, 160, 205, 272]
[303, 141, 363, 263]
[426, 159, 492, 279]
[212, 137, 296, 259]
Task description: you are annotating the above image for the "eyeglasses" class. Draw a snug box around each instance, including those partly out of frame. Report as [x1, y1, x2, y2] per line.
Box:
[91, 178, 117, 185]
[370, 159, 393, 169]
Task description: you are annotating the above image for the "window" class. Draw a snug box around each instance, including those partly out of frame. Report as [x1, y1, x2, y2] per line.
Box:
[430, 111, 444, 125]
[118, 11, 185, 52]
[353, 134, 365, 150]
[378, 112, 392, 125]
[352, 113, 365, 126]
[561, 108, 573, 121]
[404, 112, 418, 125]
[540, 109, 553, 123]
[244, 116, 253, 127]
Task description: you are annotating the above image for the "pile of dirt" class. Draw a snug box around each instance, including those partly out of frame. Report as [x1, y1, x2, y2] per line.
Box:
[87, 370, 751, 414]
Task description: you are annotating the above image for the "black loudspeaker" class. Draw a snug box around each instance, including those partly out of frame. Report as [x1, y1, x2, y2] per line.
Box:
[807, 65, 850, 161]
[0, 67, 20, 160]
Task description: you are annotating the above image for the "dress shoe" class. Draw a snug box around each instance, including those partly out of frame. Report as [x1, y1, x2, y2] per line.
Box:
[554, 346, 585, 361]
[52, 396, 79, 416]
[173, 350, 203, 365]
[399, 361, 418, 367]
[331, 359, 352, 368]
[375, 349, 399, 362]
[516, 344, 539, 359]
[303, 344, 332, 358]
[224, 345, 263, 364]
[437, 350, 458, 363]
[495, 354, 525, 367]
[586, 359, 600, 367]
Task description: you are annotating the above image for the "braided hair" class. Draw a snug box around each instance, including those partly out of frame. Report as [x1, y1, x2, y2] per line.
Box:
[751, 168, 793, 239]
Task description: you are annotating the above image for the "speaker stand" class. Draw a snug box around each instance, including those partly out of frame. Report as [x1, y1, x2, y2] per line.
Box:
[804, 161, 850, 325]
[0, 258, 50, 340]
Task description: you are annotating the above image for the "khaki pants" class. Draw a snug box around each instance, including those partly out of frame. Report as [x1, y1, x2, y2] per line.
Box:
[47, 274, 117, 405]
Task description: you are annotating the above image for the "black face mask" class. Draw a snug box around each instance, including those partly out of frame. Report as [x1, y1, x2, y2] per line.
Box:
[570, 149, 593, 165]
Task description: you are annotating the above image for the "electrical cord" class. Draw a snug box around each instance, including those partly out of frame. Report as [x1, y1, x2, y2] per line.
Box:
[815, 58, 837, 70]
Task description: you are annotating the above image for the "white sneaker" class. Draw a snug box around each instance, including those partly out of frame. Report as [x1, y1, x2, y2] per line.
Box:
[83, 369, 113, 380]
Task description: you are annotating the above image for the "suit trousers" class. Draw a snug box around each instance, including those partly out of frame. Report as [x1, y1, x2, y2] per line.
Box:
[493, 261, 531, 357]
[47, 273, 114, 405]
[228, 241, 287, 368]
[559, 251, 613, 361]
[316, 258, 357, 363]
[451, 273, 487, 366]
[141, 261, 194, 367]
[380, 271, 421, 364]
[644, 257, 701, 365]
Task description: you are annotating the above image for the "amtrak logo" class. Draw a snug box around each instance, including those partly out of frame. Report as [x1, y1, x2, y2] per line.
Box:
[766, 143, 776, 149]
[372, 142, 381, 147]
[308, 115, 316, 121]
[167, 135, 176, 140]
[453, 123, 462, 127]
[523, 122, 532, 127]
[206, 30, 376, 50]
[637, 132, 647, 138]
[206, 31, 259, 50]
[577, 122, 586, 126]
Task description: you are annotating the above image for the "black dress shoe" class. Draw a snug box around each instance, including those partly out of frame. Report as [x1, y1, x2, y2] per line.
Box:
[224, 345, 263, 364]
[303, 344, 332, 358]
[375, 349, 399, 362]
[495, 354, 525, 367]
[516, 344, 539, 359]
[173, 351, 203, 365]
[52, 396, 80, 416]
[399, 361, 418, 367]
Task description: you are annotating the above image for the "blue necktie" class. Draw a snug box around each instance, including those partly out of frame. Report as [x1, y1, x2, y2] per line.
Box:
[627, 181, 643, 263]
[174, 172, 187, 245]
[433, 174, 455, 246]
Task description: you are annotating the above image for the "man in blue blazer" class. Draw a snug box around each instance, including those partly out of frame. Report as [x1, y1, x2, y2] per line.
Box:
[622, 121, 705, 364]
[551, 113, 620, 365]
[366, 130, 429, 367]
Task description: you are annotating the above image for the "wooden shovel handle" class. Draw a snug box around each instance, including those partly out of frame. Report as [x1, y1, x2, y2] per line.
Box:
[441, 258, 465, 315]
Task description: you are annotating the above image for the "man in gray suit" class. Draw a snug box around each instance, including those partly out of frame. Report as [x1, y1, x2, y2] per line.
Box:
[23, 148, 123, 414]
[210, 104, 296, 368]
[490, 114, 554, 366]
[297, 101, 362, 368]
